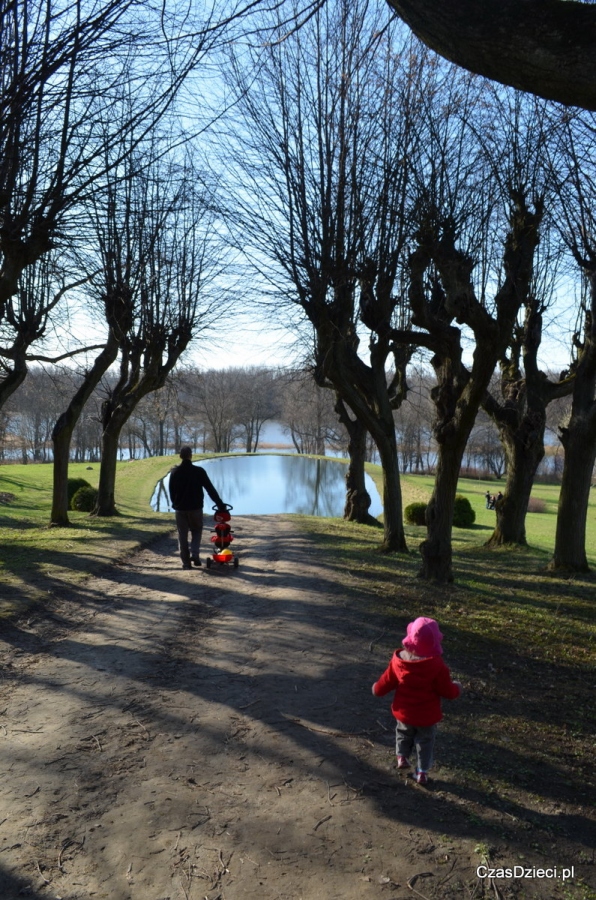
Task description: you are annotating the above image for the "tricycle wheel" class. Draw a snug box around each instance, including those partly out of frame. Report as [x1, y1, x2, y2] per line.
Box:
[233, 556, 239, 568]
[206, 557, 212, 568]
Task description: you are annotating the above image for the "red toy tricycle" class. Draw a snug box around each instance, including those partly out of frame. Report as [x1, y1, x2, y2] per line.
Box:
[206, 504, 239, 569]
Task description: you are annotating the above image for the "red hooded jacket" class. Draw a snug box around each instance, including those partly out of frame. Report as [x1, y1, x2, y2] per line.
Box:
[373, 650, 461, 727]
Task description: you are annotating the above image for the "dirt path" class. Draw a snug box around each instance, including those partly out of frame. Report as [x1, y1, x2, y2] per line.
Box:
[0, 516, 591, 899]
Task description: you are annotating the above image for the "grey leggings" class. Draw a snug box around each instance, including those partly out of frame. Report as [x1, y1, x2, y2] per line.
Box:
[395, 721, 436, 771]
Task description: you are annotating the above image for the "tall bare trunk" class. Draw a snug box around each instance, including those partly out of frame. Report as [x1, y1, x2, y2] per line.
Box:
[551, 269, 596, 571]
[373, 423, 407, 552]
[419, 434, 464, 582]
[50, 333, 119, 526]
[486, 414, 545, 547]
[335, 396, 381, 527]
[95, 426, 121, 517]
[552, 421, 596, 571]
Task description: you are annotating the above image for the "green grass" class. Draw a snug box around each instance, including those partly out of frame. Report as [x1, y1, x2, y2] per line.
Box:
[0, 455, 178, 616]
[364, 466, 596, 566]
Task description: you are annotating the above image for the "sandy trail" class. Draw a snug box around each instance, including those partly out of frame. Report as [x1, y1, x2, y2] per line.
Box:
[0, 515, 588, 900]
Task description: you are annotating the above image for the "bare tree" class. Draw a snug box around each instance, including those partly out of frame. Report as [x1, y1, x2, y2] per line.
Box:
[4, 367, 64, 462]
[169, 367, 208, 452]
[279, 371, 337, 456]
[465, 413, 505, 480]
[1, 0, 269, 524]
[482, 297, 574, 546]
[224, 0, 422, 548]
[91, 154, 222, 516]
[233, 367, 279, 452]
[391, 86, 546, 581]
[394, 365, 435, 474]
[195, 368, 243, 453]
[0, 1, 192, 408]
[126, 379, 181, 457]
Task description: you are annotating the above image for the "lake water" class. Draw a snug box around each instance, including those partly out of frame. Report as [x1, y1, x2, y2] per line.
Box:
[151, 454, 383, 517]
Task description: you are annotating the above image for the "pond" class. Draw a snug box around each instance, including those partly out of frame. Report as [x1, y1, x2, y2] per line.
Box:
[150, 454, 383, 518]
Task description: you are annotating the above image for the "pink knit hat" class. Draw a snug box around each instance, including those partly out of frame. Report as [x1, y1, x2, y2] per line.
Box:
[402, 617, 444, 657]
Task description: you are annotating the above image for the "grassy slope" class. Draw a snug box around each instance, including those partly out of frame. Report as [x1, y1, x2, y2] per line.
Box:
[0, 456, 176, 616]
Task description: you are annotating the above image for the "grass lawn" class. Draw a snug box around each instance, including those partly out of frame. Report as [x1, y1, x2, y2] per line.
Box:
[0, 455, 178, 616]
[366, 465, 596, 566]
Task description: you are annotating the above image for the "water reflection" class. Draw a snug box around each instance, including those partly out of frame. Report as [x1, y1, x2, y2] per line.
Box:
[150, 454, 382, 518]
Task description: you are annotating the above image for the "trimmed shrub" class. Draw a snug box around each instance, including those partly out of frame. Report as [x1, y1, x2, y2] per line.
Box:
[68, 478, 92, 508]
[527, 496, 546, 513]
[404, 502, 427, 526]
[71, 485, 98, 512]
[453, 494, 476, 528]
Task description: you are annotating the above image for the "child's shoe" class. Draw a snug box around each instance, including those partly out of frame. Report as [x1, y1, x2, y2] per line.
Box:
[415, 769, 428, 785]
[396, 755, 410, 769]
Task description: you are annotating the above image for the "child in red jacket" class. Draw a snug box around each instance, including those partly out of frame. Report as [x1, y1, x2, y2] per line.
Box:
[372, 617, 461, 785]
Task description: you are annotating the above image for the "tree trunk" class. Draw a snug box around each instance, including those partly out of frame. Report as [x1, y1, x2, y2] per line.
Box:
[51, 425, 76, 527]
[418, 437, 463, 582]
[406, 192, 543, 581]
[486, 414, 545, 547]
[550, 269, 596, 571]
[335, 397, 381, 527]
[551, 415, 596, 572]
[343, 423, 379, 527]
[94, 426, 122, 516]
[372, 424, 408, 552]
[50, 333, 119, 526]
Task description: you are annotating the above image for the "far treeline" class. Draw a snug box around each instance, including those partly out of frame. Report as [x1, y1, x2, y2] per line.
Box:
[2, 0, 596, 582]
[2, 361, 569, 480]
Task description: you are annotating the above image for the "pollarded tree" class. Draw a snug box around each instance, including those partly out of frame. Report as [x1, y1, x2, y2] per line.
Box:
[224, 0, 425, 550]
[0, 0, 205, 412]
[461, 100, 575, 548]
[2, 0, 274, 525]
[482, 292, 574, 547]
[391, 86, 547, 582]
[91, 154, 223, 516]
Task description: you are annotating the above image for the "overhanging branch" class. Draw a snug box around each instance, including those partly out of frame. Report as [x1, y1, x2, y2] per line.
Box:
[385, 0, 596, 110]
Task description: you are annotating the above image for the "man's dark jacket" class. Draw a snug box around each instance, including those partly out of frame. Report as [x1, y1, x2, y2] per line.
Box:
[168, 459, 223, 511]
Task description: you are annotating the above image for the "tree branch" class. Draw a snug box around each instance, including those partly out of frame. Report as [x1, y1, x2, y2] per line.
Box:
[385, 0, 596, 110]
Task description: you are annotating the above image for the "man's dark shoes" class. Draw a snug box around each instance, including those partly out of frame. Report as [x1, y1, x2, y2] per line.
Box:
[182, 563, 192, 570]
[191, 556, 202, 567]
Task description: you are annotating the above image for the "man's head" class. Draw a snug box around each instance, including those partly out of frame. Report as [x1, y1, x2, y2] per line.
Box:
[179, 446, 193, 460]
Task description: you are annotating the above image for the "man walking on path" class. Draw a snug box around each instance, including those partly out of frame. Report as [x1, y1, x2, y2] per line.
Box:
[169, 446, 226, 569]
